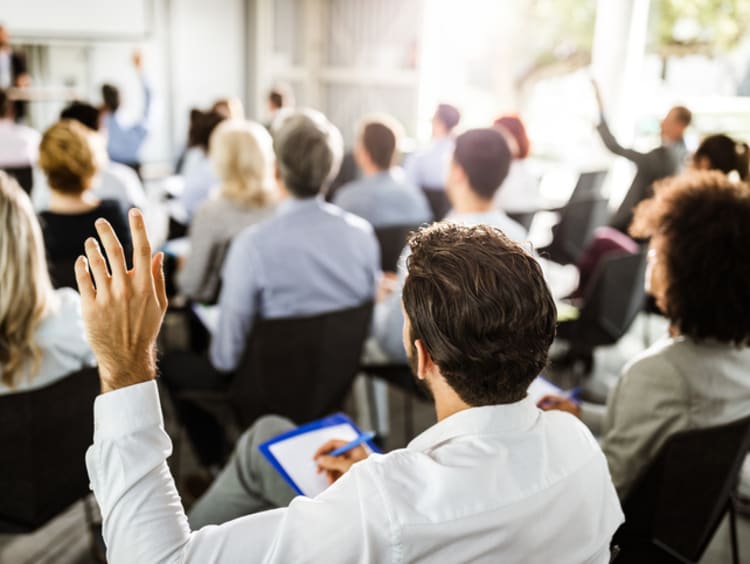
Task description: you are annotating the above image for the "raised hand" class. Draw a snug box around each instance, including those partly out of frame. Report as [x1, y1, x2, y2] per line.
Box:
[75, 208, 167, 393]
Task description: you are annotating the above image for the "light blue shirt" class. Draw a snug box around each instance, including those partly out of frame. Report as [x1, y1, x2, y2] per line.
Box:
[177, 148, 219, 221]
[373, 209, 527, 362]
[404, 137, 454, 189]
[105, 76, 152, 164]
[333, 169, 432, 227]
[211, 197, 380, 371]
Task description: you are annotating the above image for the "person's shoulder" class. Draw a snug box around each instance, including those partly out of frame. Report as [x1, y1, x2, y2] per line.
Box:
[96, 198, 127, 218]
[323, 201, 375, 235]
[620, 337, 685, 389]
[36, 288, 82, 335]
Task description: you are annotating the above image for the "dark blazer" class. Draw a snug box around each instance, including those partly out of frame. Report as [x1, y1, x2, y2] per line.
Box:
[9, 50, 29, 121]
[597, 117, 686, 233]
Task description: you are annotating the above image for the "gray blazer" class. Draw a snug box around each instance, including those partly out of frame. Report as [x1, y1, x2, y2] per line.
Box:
[582, 336, 750, 498]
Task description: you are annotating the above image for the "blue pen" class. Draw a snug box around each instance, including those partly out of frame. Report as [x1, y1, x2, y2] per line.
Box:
[327, 431, 376, 457]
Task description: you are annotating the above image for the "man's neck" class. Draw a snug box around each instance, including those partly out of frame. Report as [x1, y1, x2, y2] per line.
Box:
[430, 378, 472, 421]
[450, 187, 494, 216]
[362, 162, 386, 177]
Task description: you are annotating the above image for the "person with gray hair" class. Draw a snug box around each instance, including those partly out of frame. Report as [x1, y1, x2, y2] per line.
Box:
[160, 109, 380, 468]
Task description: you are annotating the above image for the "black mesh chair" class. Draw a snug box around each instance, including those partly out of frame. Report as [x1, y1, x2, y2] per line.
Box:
[556, 250, 647, 374]
[374, 225, 418, 272]
[421, 186, 451, 221]
[569, 170, 608, 202]
[613, 415, 750, 563]
[539, 197, 610, 265]
[230, 302, 373, 428]
[0, 367, 99, 533]
[2, 165, 33, 195]
[176, 302, 374, 444]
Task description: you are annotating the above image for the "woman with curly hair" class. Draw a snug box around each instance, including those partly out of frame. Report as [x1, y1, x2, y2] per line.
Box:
[541, 171, 750, 498]
[38, 119, 132, 280]
[0, 172, 93, 394]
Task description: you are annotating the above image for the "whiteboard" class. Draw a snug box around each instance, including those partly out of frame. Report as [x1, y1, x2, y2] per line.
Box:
[0, 0, 150, 39]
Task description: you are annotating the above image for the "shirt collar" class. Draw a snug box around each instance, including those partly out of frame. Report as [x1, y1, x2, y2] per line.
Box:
[276, 195, 324, 216]
[407, 397, 539, 452]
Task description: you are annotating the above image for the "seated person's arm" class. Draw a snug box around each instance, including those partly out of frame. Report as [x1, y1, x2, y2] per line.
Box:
[598, 356, 689, 498]
[209, 234, 261, 372]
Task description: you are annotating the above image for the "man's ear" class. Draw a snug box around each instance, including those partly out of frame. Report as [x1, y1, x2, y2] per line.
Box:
[414, 338, 433, 380]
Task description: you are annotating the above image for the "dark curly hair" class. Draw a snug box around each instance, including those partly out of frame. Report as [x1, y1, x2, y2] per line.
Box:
[630, 171, 750, 344]
[402, 223, 557, 405]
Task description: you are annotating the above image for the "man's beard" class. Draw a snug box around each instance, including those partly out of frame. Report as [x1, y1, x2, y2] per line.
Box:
[407, 340, 433, 400]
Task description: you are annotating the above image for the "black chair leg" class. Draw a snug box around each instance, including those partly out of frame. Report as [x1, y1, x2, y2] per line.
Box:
[730, 498, 740, 564]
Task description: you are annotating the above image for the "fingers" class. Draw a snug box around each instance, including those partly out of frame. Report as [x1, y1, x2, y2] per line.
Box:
[315, 455, 352, 476]
[129, 208, 152, 288]
[84, 237, 111, 297]
[152, 252, 168, 312]
[74, 255, 96, 302]
[95, 218, 127, 285]
[313, 439, 348, 460]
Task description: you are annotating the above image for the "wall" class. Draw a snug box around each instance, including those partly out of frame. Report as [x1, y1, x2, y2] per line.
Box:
[7, 0, 247, 167]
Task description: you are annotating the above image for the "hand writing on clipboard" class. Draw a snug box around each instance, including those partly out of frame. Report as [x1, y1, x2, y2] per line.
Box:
[313, 432, 375, 485]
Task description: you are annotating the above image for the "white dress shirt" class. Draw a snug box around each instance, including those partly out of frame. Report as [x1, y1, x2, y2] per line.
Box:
[87, 381, 623, 563]
[0, 118, 40, 167]
[0, 288, 95, 395]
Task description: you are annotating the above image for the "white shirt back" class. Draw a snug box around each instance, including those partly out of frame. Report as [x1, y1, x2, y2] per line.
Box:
[0, 119, 40, 167]
[89, 386, 624, 563]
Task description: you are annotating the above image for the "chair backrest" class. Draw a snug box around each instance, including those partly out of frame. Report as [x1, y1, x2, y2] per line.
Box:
[195, 239, 232, 304]
[569, 170, 608, 203]
[620, 415, 750, 562]
[421, 186, 451, 221]
[507, 211, 536, 232]
[229, 302, 373, 428]
[0, 367, 99, 532]
[576, 250, 647, 347]
[552, 197, 610, 264]
[2, 165, 33, 195]
[374, 225, 417, 272]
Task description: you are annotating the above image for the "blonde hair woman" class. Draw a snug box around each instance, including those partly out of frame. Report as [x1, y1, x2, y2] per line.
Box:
[0, 172, 93, 394]
[38, 119, 131, 281]
[177, 120, 276, 301]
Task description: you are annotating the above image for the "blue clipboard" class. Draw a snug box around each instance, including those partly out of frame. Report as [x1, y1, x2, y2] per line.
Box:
[258, 413, 381, 497]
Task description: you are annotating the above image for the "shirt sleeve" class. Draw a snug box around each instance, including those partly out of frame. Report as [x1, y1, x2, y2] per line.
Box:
[86, 381, 393, 563]
[373, 245, 409, 362]
[600, 354, 689, 498]
[176, 205, 215, 299]
[210, 232, 262, 372]
[596, 115, 648, 165]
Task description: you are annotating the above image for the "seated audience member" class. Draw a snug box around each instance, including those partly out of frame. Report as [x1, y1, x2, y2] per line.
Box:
[101, 50, 152, 177]
[374, 128, 526, 362]
[211, 97, 245, 120]
[572, 131, 750, 299]
[0, 172, 93, 395]
[161, 109, 379, 465]
[176, 120, 276, 302]
[691, 133, 749, 180]
[592, 80, 691, 233]
[541, 171, 750, 498]
[173, 109, 226, 224]
[332, 116, 431, 227]
[492, 114, 542, 215]
[404, 103, 460, 190]
[32, 101, 147, 212]
[38, 120, 132, 268]
[79, 217, 623, 563]
[0, 88, 39, 170]
[264, 85, 293, 128]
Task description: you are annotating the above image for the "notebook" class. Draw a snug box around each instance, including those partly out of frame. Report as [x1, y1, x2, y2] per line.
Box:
[259, 413, 380, 498]
[527, 376, 576, 405]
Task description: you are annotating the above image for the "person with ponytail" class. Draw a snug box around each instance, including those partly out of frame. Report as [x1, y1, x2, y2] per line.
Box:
[692, 133, 749, 181]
